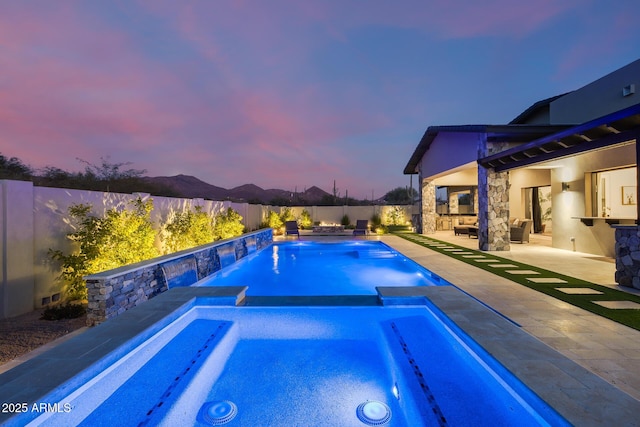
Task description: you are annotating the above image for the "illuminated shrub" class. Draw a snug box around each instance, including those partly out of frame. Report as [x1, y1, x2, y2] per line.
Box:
[279, 207, 295, 223]
[49, 197, 159, 300]
[260, 210, 284, 234]
[299, 209, 312, 229]
[386, 206, 406, 225]
[163, 206, 215, 254]
[212, 207, 245, 240]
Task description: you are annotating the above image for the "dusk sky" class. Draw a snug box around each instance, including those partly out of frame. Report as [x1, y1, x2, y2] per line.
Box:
[2, 1, 639, 199]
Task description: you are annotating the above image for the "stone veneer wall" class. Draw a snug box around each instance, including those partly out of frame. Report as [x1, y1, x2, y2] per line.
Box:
[421, 180, 437, 234]
[614, 226, 640, 289]
[478, 139, 510, 251]
[85, 228, 273, 326]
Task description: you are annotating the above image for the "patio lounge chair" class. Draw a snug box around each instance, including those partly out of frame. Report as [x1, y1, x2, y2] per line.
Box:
[510, 219, 532, 243]
[285, 221, 300, 239]
[353, 220, 369, 237]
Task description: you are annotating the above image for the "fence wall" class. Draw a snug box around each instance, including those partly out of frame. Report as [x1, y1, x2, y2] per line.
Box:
[0, 179, 416, 319]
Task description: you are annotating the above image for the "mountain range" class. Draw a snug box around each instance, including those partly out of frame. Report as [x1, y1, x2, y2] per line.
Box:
[142, 174, 333, 204]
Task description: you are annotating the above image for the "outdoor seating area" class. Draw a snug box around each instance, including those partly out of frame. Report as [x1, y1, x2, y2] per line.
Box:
[452, 216, 478, 235]
[510, 219, 532, 243]
[284, 221, 300, 238]
[353, 219, 369, 236]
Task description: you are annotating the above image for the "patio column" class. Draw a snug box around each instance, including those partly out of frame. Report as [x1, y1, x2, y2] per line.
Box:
[614, 131, 640, 289]
[478, 138, 510, 251]
[421, 179, 436, 234]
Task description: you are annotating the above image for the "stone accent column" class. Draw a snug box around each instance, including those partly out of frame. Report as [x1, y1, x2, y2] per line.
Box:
[478, 138, 510, 251]
[421, 179, 436, 234]
[614, 226, 640, 289]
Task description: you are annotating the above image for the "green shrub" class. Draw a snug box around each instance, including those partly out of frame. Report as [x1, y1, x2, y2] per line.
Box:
[370, 213, 382, 228]
[163, 206, 215, 253]
[49, 197, 159, 300]
[260, 210, 284, 234]
[340, 214, 351, 227]
[386, 206, 406, 226]
[279, 207, 295, 223]
[370, 213, 386, 234]
[41, 302, 86, 320]
[212, 207, 245, 240]
[299, 209, 312, 229]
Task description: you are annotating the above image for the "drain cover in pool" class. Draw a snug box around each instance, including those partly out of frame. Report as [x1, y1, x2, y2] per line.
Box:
[198, 400, 237, 425]
[356, 400, 391, 426]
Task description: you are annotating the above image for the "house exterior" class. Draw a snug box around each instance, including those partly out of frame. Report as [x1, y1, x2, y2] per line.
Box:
[404, 58, 640, 288]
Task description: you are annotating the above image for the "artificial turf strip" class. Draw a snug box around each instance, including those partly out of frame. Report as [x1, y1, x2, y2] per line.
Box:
[393, 232, 640, 332]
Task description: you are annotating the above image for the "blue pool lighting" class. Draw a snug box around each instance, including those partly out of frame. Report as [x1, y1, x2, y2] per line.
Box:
[356, 400, 392, 426]
[197, 400, 237, 425]
[198, 241, 445, 296]
[9, 239, 629, 425]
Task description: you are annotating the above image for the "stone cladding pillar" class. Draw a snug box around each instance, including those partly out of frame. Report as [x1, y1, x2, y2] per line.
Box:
[614, 226, 640, 289]
[421, 179, 436, 234]
[478, 138, 510, 251]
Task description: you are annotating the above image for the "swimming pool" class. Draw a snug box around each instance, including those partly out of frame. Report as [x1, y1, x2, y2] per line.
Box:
[198, 241, 443, 295]
[17, 302, 568, 427]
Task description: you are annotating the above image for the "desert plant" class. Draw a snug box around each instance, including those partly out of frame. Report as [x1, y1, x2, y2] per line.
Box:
[41, 302, 86, 320]
[279, 207, 295, 223]
[386, 206, 406, 226]
[261, 210, 284, 233]
[299, 209, 312, 229]
[49, 197, 159, 300]
[340, 214, 351, 226]
[370, 213, 382, 228]
[370, 212, 387, 234]
[163, 206, 215, 253]
[212, 207, 245, 240]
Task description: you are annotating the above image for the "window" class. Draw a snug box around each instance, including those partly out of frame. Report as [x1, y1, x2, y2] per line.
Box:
[591, 167, 637, 218]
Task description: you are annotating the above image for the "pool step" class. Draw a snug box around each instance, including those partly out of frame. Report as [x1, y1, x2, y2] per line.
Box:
[350, 250, 397, 259]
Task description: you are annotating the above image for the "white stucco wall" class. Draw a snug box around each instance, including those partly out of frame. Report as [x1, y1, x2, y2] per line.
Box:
[0, 181, 35, 319]
[545, 142, 636, 256]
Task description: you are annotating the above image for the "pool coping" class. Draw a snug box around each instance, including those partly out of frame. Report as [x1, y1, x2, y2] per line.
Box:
[1, 284, 639, 426]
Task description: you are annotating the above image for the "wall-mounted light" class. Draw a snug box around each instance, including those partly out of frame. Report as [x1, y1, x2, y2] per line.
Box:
[562, 182, 570, 192]
[623, 84, 635, 97]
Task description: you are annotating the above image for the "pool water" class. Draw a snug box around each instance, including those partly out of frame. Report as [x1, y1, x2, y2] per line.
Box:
[198, 241, 442, 295]
[24, 305, 568, 427]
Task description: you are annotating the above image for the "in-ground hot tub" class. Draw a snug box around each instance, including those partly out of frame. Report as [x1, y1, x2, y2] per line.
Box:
[14, 301, 568, 427]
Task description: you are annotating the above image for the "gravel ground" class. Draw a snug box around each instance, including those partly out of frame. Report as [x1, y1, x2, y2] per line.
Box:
[0, 309, 87, 366]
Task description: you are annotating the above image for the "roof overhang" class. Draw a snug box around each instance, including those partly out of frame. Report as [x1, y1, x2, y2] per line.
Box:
[403, 124, 570, 175]
[480, 103, 640, 172]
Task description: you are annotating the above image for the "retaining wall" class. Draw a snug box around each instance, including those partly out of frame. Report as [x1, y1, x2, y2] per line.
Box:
[84, 228, 273, 326]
